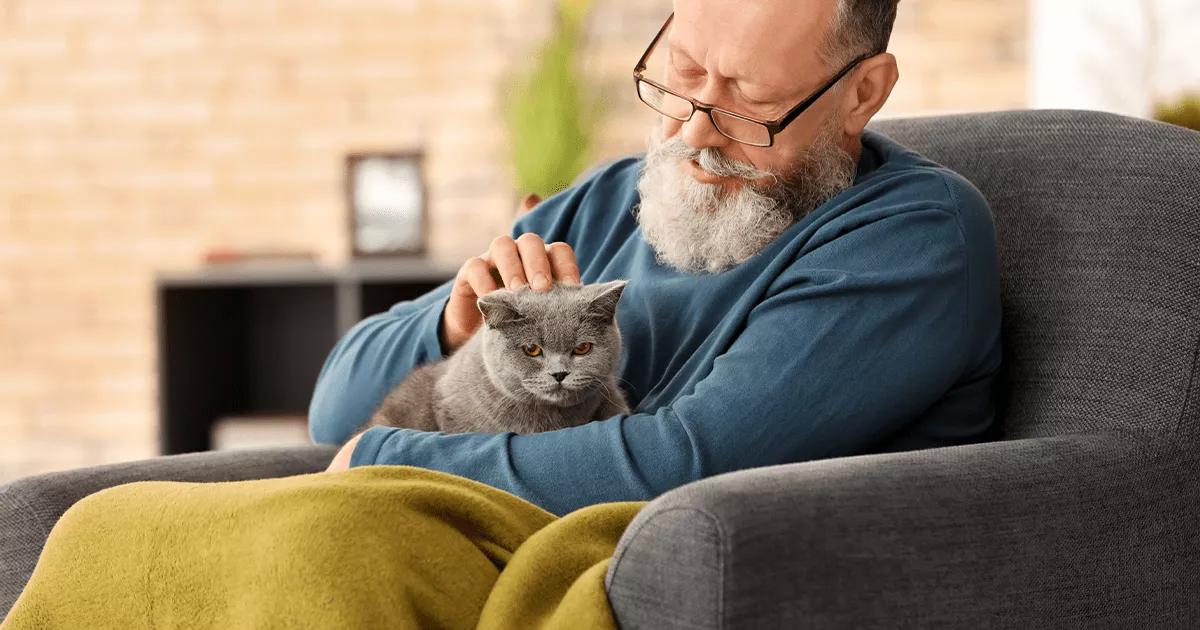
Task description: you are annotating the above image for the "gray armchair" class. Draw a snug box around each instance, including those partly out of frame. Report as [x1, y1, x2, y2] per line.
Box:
[3, 109, 1198, 627]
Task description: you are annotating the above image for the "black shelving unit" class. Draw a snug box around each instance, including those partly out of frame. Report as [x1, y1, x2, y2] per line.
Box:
[155, 259, 456, 455]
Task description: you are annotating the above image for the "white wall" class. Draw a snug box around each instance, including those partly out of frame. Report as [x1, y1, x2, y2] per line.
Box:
[1031, 0, 1200, 116]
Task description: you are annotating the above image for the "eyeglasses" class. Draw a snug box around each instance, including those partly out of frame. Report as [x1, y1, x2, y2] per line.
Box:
[633, 12, 872, 148]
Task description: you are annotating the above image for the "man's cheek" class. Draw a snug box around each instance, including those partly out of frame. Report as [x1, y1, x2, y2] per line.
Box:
[740, 146, 780, 175]
[661, 118, 683, 139]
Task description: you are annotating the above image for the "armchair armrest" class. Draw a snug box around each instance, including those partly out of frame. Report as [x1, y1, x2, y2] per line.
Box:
[604, 435, 1194, 628]
[0, 445, 337, 618]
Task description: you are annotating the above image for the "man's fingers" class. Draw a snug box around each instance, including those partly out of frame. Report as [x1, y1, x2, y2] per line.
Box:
[487, 235, 527, 289]
[460, 256, 499, 297]
[546, 242, 581, 286]
[472, 233, 578, 296]
[515, 233, 553, 291]
[470, 251, 505, 289]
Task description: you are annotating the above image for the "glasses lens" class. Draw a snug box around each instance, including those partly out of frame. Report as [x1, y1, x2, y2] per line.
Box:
[637, 80, 693, 121]
[710, 110, 772, 147]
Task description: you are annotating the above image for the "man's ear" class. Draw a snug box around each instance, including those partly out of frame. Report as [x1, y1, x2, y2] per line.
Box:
[840, 52, 899, 137]
[477, 291, 525, 329]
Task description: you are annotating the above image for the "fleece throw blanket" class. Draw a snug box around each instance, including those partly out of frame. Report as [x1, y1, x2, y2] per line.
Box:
[1, 466, 648, 629]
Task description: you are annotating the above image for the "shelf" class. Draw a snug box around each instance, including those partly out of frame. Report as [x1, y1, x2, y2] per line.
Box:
[156, 261, 455, 455]
[156, 257, 459, 287]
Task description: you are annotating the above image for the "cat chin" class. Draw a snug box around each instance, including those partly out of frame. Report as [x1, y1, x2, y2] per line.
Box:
[527, 388, 584, 407]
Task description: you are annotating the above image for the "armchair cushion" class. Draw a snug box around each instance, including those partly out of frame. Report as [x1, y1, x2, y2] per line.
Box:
[605, 435, 1196, 628]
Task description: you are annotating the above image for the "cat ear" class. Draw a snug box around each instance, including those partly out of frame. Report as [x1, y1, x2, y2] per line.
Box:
[476, 291, 525, 329]
[584, 280, 628, 322]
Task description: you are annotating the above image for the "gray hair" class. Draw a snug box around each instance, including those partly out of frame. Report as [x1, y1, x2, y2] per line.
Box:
[819, 0, 900, 68]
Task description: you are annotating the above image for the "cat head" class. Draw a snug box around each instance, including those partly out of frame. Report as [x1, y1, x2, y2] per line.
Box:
[474, 279, 628, 407]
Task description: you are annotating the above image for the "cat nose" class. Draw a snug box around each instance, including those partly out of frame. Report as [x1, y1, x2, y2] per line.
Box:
[550, 371, 569, 383]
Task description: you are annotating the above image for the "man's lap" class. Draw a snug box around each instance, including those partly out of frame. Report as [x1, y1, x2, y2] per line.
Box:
[1, 466, 640, 630]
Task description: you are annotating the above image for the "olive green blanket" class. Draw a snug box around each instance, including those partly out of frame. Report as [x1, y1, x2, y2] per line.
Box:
[1, 466, 648, 629]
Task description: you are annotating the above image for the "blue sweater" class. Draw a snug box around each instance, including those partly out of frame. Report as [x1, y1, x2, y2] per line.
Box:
[309, 130, 1004, 516]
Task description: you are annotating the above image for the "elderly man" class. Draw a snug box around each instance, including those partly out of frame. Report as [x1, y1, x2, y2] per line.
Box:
[315, 0, 1002, 517]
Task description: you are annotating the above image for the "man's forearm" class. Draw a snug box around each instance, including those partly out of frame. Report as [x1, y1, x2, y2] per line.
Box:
[308, 287, 453, 444]
[326, 433, 364, 472]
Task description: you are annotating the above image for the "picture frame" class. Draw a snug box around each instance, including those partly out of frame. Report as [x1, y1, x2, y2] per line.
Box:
[346, 151, 428, 258]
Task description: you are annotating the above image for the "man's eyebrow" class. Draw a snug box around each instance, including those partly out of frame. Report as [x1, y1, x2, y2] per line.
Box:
[666, 39, 704, 68]
[666, 38, 783, 104]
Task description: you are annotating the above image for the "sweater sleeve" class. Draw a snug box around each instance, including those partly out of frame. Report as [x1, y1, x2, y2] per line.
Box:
[350, 206, 973, 516]
[307, 284, 453, 444]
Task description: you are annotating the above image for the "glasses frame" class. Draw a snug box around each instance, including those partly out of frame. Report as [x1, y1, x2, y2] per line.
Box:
[633, 12, 873, 148]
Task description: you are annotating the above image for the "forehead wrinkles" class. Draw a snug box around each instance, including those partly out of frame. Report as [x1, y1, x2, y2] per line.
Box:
[671, 1, 831, 99]
[667, 21, 754, 85]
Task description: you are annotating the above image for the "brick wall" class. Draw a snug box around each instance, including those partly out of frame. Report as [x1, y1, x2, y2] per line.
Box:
[884, 0, 1029, 114]
[0, 0, 1026, 482]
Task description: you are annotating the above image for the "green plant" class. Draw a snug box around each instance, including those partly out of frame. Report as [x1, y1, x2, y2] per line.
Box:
[1153, 92, 1200, 131]
[503, 0, 603, 199]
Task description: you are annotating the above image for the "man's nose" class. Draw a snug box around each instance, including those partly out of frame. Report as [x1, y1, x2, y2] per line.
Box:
[679, 107, 733, 153]
[677, 82, 735, 153]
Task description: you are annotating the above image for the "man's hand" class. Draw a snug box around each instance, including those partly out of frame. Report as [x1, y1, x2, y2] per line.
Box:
[326, 433, 365, 472]
[441, 193, 582, 353]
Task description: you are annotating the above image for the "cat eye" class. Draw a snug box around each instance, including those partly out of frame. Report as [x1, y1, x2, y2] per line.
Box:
[522, 344, 543, 357]
[572, 342, 593, 356]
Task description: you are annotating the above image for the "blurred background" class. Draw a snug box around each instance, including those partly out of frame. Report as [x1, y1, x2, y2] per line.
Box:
[1, 0, 1197, 482]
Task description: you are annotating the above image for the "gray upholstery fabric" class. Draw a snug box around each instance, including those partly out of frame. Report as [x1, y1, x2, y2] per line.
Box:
[869, 110, 1200, 450]
[607, 436, 1197, 628]
[606, 110, 1200, 628]
[0, 444, 336, 618]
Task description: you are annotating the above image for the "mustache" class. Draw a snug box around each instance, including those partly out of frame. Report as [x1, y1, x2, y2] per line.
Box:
[651, 135, 780, 183]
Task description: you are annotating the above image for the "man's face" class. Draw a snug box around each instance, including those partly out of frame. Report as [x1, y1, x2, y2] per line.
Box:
[635, 0, 860, 274]
[662, 0, 848, 184]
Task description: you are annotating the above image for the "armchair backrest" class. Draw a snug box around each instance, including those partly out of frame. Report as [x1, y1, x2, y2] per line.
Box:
[869, 110, 1200, 449]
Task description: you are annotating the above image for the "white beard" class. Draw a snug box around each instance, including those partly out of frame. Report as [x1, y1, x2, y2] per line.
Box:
[634, 118, 856, 274]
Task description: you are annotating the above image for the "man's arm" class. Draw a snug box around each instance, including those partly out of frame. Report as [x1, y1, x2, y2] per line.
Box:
[348, 206, 978, 516]
[307, 283, 453, 444]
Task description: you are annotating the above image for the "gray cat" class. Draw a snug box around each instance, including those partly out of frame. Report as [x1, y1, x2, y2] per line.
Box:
[358, 279, 631, 437]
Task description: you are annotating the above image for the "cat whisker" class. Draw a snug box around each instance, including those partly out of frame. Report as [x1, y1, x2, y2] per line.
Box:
[613, 375, 638, 392]
[595, 388, 624, 412]
[581, 374, 639, 402]
[578, 376, 628, 414]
